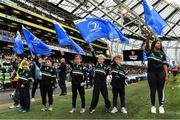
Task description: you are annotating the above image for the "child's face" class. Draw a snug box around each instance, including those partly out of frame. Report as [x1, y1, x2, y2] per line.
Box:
[23, 65, 29, 70]
[74, 57, 81, 64]
[17, 57, 22, 62]
[98, 56, 104, 64]
[114, 57, 121, 65]
[38, 58, 42, 63]
[89, 64, 92, 68]
[60, 58, 65, 63]
[46, 60, 52, 66]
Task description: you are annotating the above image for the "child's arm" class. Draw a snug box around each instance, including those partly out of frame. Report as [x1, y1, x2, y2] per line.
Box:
[89, 44, 97, 64]
[81, 66, 87, 86]
[27, 70, 34, 84]
[107, 43, 113, 62]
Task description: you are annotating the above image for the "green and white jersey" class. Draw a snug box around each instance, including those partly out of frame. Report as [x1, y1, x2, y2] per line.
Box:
[146, 49, 168, 72]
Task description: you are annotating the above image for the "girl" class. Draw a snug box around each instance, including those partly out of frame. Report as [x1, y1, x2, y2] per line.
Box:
[145, 30, 169, 114]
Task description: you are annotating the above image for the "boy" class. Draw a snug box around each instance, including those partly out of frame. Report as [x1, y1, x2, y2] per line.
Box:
[40, 57, 56, 111]
[17, 60, 34, 113]
[110, 55, 127, 114]
[68, 55, 86, 114]
[89, 45, 111, 114]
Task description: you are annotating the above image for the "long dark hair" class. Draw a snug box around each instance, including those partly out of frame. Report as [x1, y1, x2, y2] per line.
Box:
[151, 40, 165, 55]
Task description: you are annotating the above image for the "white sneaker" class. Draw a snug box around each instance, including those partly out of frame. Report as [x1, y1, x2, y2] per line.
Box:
[111, 107, 118, 114]
[41, 106, 46, 112]
[9, 104, 20, 109]
[16, 104, 20, 108]
[9, 105, 16, 109]
[69, 108, 76, 113]
[159, 106, 165, 114]
[48, 105, 53, 111]
[89, 109, 95, 114]
[151, 106, 156, 113]
[121, 107, 127, 114]
[80, 108, 85, 114]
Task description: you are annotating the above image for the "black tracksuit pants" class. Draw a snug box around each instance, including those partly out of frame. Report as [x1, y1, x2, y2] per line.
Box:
[90, 78, 111, 109]
[72, 84, 85, 108]
[40, 75, 53, 106]
[19, 86, 30, 111]
[58, 74, 67, 94]
[13, 87, 20, 106]
[112, 86, 125, 108]
[148, 71, 166, 106]
[31, 80, 39, 98]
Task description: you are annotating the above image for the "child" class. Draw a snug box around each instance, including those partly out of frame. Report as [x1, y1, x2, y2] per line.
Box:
[40, 57, 56, 111]
[67, 55, 86, 114]
[110, 55, 127, 114]
[9, 54, 24, 109]
[89, 45, 111, 114]
[17, 60, 34, 113]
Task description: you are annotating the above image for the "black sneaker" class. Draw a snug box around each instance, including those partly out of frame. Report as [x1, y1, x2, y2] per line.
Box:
[105, 108, 111, 113]
[89, 108, 95, 114]
[60, 93, 67, 96]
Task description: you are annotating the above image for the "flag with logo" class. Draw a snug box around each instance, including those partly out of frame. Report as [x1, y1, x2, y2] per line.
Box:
[75, 18, 110, 44]
[13, 31, 24, 54]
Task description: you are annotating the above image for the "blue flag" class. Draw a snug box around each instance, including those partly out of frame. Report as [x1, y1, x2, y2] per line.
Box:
[143, 0, 167, 36]
[75, 18, 110, 44]
[22, 26, 51, 56]
[106, 20, 129, 44]
[54, 22, 85, 55]
[13, 31, 24, 54]
[143, 50, 147, 61]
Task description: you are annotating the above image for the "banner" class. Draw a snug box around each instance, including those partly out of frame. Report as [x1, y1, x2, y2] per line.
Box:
[123, 50, 144, 61]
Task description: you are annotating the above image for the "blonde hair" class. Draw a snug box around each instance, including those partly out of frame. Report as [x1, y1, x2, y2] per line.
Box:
[98, 54, 105, 59]
[114, 55, 122, 60]
[22, 60, 30, 67]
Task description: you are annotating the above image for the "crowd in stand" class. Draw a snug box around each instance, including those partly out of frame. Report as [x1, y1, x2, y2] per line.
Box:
[11, 0, 76, 27]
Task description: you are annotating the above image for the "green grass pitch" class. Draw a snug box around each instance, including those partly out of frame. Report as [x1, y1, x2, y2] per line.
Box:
[0, 75, 180, 119]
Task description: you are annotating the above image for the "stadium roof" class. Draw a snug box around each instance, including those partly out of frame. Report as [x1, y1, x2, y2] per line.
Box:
[25, 0, 180, 63]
